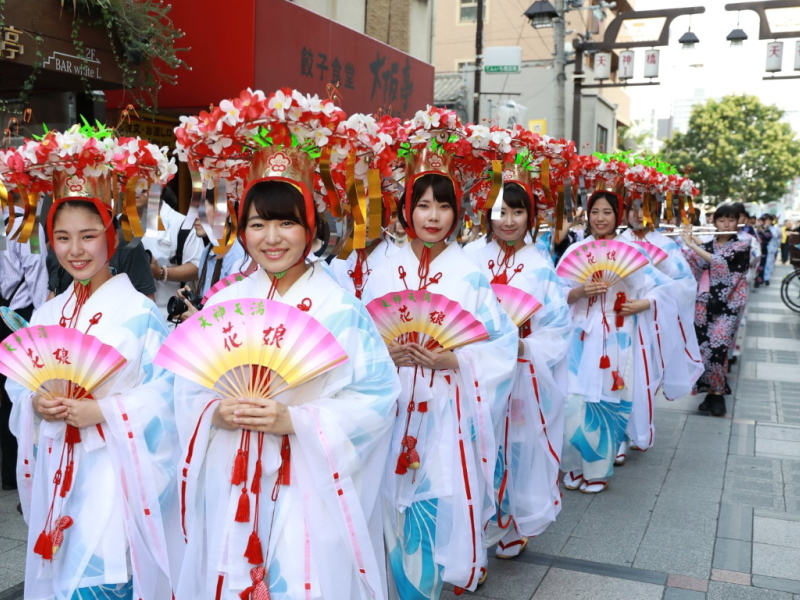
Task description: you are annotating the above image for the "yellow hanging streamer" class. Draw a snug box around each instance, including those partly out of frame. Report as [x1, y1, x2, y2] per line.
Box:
[212, 199, 239, 257]
[366, 168, 383, 240]
[540, 158, 555, 209]
[555, 184, 565, 244]
[123, 176, 146, 241]
[484, 160, 504, 212]
[11, 184, 36, 245]
[319, 146, 343, 219]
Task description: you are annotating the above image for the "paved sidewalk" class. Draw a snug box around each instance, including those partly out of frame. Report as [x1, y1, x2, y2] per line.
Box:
[1, 265, 799, 599]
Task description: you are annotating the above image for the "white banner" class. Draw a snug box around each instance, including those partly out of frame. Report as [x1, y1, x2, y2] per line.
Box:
[619, 51, 634, 79]
[766, 42, 783, 73]
[594, 52, 611, 79]
[644, 49, 660, 78]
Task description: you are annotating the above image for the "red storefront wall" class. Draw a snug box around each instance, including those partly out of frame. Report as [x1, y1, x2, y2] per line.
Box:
[110, 0, 433, 119]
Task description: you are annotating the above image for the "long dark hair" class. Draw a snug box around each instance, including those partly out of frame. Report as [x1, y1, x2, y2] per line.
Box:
[586, 190, 621, 235]
[397, 173, 457, 231]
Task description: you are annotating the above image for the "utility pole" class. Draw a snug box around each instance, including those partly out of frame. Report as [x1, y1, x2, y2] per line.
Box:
[553, 0, 566, 138]
[473, 0, 484, 122]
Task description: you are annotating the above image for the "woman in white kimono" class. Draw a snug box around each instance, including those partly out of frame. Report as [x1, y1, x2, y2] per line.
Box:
[8, 187, 179, 599]
[560, 191, 673, 494]
[330, 235, 401, 299]
[472, 179, 570, 559]
[617, 202, 701, 459]
[175, 161, 401, 600]
[363, 169, 517, 599]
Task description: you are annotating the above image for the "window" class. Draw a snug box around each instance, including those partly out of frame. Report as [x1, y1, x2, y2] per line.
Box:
[596, 125, 608, 153]
[460, 0, 487, 23]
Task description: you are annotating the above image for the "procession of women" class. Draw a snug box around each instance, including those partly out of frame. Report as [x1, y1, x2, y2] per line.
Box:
[0, 87, 756, 600]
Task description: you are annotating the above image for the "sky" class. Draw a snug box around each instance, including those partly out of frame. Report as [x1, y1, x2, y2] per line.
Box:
[622, 0, 800, 133]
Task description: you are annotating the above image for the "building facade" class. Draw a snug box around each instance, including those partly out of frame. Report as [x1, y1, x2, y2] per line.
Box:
[433, 0, 633, 152]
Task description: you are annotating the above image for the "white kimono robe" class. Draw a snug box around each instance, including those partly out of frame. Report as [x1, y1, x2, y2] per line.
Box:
[560, 236, 675, 478]
[620, 230, 703, 404]
[329, 239, 401, 299]
[174, 265, 400, 600]
[362, 243, 517, 597]
[472, 240, 571, 544]
[7, 275, 179, 600]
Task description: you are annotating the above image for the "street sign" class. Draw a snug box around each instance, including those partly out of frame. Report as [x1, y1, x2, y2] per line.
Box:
[485, 65, 519, 73]
[484, 46, 521, 74]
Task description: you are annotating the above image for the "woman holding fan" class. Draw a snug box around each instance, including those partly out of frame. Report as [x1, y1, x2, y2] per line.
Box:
[681, 204, 750, 417]
[559, 191, 673, 494]
[170, 90, 401, 600]
[470, 154, 571, 559]
[362, 107, 517, 599]
[2, 127, 180, 599]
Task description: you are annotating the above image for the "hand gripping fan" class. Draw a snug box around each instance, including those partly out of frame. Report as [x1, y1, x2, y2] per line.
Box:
[201, 272, 247, 306]
[631, 240, 668, 266]
[365, 290, 489, 351]
[0, 325, 126, 399]
[556, 239, 649, 286]
[154, 298, 348, 398]
[491, 284, 543, 328]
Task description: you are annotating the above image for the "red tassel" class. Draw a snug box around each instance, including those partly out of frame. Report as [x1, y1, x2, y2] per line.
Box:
[244, 531, 263, 565]
[599, 355, 611, 369]
[34, 530, 49, 557]
[235, 487, 250, 523]
[417, 401, 428, 413]
[40, 531, 53, 560]
[395, 453, 409, 475]
[231, 450, 247, 486]
[64, 425, 81, 445]
[278, 436, 291, 486]
[611, 370, 626, 391]
[60, 461, 74, 498]
[250, 459, 262, 494]
[240, 567, 270, 600]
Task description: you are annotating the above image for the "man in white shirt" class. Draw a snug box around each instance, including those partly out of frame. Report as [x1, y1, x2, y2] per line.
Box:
[142, 187, 204, 320]
[0, 193, 48, 491]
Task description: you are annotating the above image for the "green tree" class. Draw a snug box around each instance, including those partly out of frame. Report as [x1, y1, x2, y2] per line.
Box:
[660, 94, 800, 204]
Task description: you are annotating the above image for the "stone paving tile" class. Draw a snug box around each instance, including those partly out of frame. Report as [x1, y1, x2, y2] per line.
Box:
[730, 435, 757, 456]
[752, 575, 800, 595]
[717, 504, 754, 542]
[649, 506, 718, 536]
[707, 581, 794, 600]
[757, 425, 800, 442]
[633, 544, 713, 580]
[667, 574, 708, 591]
[659, 481, 723, 504]
[711, 569, 751, 585]
[752, 543, 800, 581]
[665, 469, 725, 489]
[559, 534, 639, 567]
[712, 537, 752, 573]
[721, 489, 786, 511]
[725, 477, 784, 497]
[757, 438, 800, 459]
[471, 559, 548, 599]
[753, 516, 800, 549]
[664, 588, 707, 600]
[530, 568, 665, 600]
[654, 495, 721, 519]
[0, 547, 25, 574]
[524, 531, 569, 556]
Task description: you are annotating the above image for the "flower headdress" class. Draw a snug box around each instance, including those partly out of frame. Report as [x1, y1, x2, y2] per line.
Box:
[326, 112, 402, 257]
[174, 88, 350, 257]
[394, 106, 472, 239]
[0, 121, 176, 256]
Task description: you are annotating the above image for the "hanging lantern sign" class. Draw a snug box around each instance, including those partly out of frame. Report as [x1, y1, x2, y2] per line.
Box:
[644, 49, 660, 78]
[594, 52, 611, 80]
[619, 50, 634, 79]
[795, 40, 800, 71]
[766, 41, 783, 73]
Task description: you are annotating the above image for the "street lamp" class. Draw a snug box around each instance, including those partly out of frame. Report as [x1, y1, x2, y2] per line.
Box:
[725, 0, 800, 80]
[726, 28, 748, 45]
[524, 1, 559, 28]
[678, 29, 700, 49]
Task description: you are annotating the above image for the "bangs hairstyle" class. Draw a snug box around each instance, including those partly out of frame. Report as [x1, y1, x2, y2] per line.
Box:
[713, 204, 739, 222]
[731, 202, 747, 219]
[397, 173, 457, 230]
[587, 191, 621, 229]
[501, 182, 532, 213]
[52, 199, 105, 227]
[241, 180, 309, 229]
